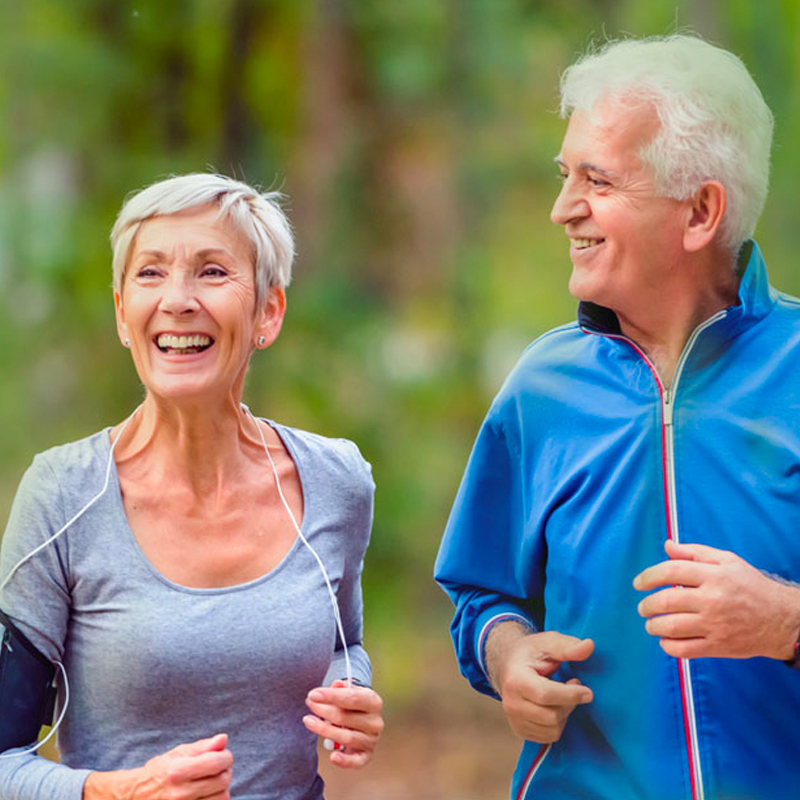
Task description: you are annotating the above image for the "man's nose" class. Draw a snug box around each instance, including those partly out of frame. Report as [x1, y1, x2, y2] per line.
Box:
[159, 273, 200, 314]
[550, 177, 588, 226]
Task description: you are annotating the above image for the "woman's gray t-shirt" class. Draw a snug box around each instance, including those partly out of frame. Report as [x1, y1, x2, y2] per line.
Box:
[0, 421, 374, 800]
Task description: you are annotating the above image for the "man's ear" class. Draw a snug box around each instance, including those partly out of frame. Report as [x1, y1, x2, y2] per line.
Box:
[114, 291, 129, 347]
[684, 181, 726, 253]
[253, 287, 287, 349]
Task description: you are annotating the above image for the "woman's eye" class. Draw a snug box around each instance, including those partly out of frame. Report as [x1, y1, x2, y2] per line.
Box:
[201, 265, 228, 278]
[136, 267, 160, 278]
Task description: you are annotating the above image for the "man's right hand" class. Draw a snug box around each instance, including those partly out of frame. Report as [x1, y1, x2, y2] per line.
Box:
[486, 624, 594, 743]
[83, 733, 233, 800]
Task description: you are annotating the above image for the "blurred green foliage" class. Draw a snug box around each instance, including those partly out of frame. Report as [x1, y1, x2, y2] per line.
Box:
[2, 0, 800, 707]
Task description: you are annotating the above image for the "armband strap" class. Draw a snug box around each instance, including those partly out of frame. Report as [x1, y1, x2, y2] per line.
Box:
[0, 609, 58, 752]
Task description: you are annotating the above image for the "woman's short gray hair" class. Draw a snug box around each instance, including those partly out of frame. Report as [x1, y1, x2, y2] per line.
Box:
[111, 173, 295, 304]
[559, 34, 773, 252]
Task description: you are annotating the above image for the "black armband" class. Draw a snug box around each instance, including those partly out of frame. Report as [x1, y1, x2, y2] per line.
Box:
[0, 609, 57, 752]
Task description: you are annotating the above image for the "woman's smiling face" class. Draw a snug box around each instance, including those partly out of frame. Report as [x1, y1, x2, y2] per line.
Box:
[116, 204, 284, 403]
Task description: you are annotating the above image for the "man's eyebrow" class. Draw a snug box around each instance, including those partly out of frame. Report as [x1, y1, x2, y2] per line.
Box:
[553, 156, 619, 180]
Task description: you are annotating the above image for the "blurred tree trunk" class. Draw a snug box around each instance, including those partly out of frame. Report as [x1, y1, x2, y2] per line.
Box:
[291, 0, 354, 276]
[220, 0, 259, 171]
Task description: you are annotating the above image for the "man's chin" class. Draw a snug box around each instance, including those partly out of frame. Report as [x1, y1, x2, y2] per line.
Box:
[567, 272, 599, 304]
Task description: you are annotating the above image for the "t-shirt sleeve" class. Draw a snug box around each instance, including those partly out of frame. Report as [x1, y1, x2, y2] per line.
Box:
[0, 454, 91, 799]
[324, 442, 374, 688]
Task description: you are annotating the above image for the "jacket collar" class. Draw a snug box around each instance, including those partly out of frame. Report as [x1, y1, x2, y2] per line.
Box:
[577, 239, 776, 336]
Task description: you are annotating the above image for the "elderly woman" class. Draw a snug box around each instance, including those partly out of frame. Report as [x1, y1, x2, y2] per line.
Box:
[0, 173, 384, 799]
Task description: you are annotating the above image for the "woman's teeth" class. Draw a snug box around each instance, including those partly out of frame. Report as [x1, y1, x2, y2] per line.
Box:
[156, 334, 212, 353]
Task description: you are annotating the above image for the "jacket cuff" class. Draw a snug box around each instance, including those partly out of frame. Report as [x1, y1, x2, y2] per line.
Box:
[474, 606, 537, 683]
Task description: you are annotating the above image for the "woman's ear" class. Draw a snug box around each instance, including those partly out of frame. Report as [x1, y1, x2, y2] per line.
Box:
[114, 291, 130, 347]
[684, 181, 727, 253]
[253, 287, 287, 349]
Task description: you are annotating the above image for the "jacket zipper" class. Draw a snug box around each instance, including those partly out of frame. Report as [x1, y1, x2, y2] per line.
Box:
[659, 311, 724, 800]
[517, 744, 552, 800]
[583, 309, 726, 800]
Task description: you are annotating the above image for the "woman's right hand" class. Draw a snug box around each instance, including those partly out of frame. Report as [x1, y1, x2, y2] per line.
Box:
[83, 733, 233, 800]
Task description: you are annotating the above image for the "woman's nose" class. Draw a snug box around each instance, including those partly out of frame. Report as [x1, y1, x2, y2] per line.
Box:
[158, 274, 200, 315]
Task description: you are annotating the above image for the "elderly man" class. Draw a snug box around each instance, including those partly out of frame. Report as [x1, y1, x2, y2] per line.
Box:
[435, 34, 800, 799]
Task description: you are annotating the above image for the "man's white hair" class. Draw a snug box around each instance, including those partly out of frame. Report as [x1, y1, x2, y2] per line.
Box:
[559, 34, 773, 252]
[111, 173, 295, 304]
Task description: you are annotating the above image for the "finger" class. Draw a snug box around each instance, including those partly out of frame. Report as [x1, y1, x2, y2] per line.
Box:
[534, 634, 595, 665]
[178, 749, 235, 781]
[307, 686, 383, 714]
[637, 586, 702, 618]
[173, 733, 229, 758]
[329, 747, 371, 769]
[514, 673, 593, 708]
[305, 701, 383, 736]
[659, 636, 713, 659]
[515, 696, 578, 728]
[509, 709, 573, 743]
[188, 767, 233, 798]
[518, 714, 569, 739]
[634, 560, 710, 591]
[644, 612, 704, 639]
[557, 637, 595, 664]
[302, 714, 374, 752]
[664, 539, 736, 564]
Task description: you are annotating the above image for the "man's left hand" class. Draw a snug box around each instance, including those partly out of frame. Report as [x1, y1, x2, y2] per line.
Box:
[634, 540, 800, 660]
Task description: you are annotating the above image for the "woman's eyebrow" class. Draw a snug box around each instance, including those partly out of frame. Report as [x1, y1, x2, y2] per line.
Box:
[133, 249, 166, 261]
[195, 248, 235, 261]
[132, 248, 235, 262]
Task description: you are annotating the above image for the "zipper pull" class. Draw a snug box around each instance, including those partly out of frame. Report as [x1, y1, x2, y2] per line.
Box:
[663, 391, 674, 427]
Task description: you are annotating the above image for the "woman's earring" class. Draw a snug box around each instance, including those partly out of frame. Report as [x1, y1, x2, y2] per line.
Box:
[124, 338, 131, 348]
[257, 336, 266, 347]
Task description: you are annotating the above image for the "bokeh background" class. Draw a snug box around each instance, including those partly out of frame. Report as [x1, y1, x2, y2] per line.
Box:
[2, 1, 800, 797]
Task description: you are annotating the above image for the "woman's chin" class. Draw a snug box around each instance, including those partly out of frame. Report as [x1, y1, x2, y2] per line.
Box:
[143, 379, 227, 405]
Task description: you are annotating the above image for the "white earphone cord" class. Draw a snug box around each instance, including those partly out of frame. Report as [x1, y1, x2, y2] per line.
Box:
[0, 663, 70, 760]
[0, 408, 139, 759]
[243, 404, 353, 688]
[0, 404, 351, 759]
[0, 408, 140, 597]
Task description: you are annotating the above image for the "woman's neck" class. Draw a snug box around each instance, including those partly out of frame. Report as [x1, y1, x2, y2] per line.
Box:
[112, 393, 267, 509]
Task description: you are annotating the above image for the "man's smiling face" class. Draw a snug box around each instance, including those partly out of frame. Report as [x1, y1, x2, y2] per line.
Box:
[551, 97, 690, 315]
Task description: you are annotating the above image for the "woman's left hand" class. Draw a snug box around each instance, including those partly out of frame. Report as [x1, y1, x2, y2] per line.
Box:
[303, 679, 384, 768]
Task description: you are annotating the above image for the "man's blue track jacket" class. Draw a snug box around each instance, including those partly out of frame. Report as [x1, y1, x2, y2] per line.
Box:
[435, 241, 800, 799]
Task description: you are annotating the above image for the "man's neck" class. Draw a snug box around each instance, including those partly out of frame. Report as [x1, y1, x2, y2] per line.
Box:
[614, 252, 740, 389]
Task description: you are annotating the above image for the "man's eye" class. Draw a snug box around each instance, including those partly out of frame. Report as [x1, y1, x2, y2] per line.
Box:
[557, 172, 568, 181]
[202, 265, 228, 278]
[588, 176, 610, 187]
